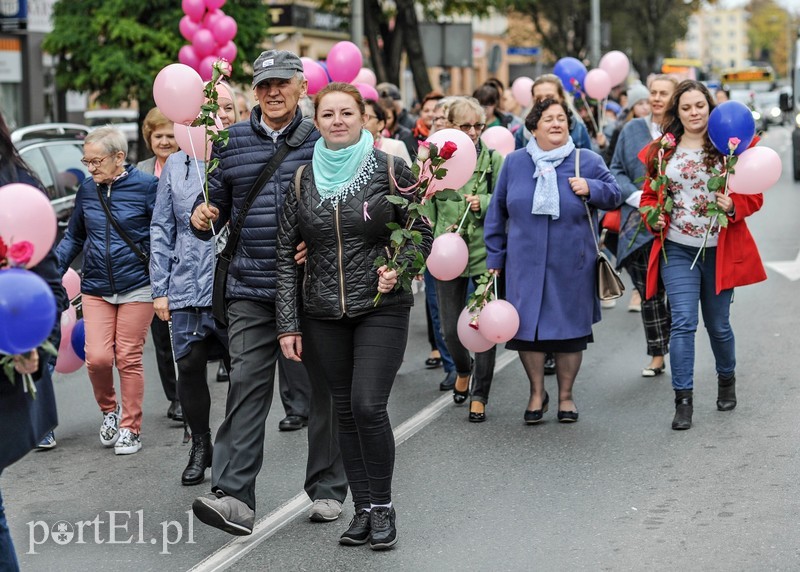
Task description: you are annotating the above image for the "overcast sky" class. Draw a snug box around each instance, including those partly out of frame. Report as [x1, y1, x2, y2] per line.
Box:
[723, 0, 800, 11]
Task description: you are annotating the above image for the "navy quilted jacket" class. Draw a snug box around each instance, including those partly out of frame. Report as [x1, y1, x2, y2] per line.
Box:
[192, 109, 318, 301]
[56, 166, 157, 295]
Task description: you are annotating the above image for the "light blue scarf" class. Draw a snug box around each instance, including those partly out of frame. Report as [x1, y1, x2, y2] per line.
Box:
[313, 129, 376, 203]
[526, 135, 575, 220]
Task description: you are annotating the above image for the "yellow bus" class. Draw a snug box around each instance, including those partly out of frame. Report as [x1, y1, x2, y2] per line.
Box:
[720, 66, 775, 89]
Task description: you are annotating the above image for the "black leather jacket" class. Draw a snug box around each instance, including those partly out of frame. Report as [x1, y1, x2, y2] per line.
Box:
[276, 150, 432, 335]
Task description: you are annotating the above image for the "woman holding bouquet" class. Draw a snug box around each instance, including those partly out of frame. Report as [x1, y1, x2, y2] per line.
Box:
[431, 96, 505, 422]
[276, 83, 431, 550]
[640, 80, 766, 430]
[484, 98, 621, 425]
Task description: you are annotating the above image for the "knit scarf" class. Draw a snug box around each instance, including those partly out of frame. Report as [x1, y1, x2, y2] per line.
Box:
[412, 118, 430, 140]
[313, 129, 376, 203]
[526, 135, 575, 220]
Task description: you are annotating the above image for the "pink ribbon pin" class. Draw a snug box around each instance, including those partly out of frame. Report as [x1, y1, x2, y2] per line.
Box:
[363, 201, 372, 222]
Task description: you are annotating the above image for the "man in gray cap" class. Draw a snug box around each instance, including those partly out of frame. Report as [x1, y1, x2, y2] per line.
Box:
[190, 49, 347, 535]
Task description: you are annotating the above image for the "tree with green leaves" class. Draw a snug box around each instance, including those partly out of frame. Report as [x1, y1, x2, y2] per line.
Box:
[747, 0, 797, 78]
[42, 0, 268, 158]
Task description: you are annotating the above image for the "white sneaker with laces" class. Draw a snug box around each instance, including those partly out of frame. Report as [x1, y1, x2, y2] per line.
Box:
[114, 428, 142, 455]
[309, 498, 343, 522]
[100, 404, 121, 447]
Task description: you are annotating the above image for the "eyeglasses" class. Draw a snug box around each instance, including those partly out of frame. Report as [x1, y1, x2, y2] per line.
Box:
[458, 123, 486, 133]
[365, 114, 380, 121]
[80, 154, 112, 168]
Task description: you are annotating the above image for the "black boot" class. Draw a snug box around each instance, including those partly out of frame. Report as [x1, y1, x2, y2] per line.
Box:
[716, 374, 736, 411]
[672, 390, 693, 431]
[182, 432, 213, 486]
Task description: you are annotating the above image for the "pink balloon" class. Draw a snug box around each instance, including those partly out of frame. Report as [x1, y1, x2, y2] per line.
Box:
[62, 268, 81, 300]
[198, 55, 218, 81]
[192, 28, 216, 58]
[0, 183, 56, 268]
[182, 0, 206, 22]
[353, 82, 379, 101]
[584, 69, 612, 100]
[178, 45, 201, 70]
[218, 41, 237, 63]
[426, 233, 469, 281]
[179, 15, 201, 42]
[205, 0, 226, 8]
[353, 68, 377, 87]
[478, 299, 520, 343]
[480, 126, 515, 157]
[457, 307, 496, 353]
[728, 146, 782, 195]
[211, 15, 237, 44]
[153, 63, 205, 125]
[55, 305, 83, 374]
[511, 77, 534, 108]
[204, 9, 225, 30]
[302, 58, 329, 95]
[174, 123, 217, 160]
[425, 128, 478, 191]
[326, 41, 363, 83]
[599, 50, 631, 87]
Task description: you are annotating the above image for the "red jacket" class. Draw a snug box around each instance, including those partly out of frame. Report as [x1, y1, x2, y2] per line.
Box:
[640, 179, 767, 299]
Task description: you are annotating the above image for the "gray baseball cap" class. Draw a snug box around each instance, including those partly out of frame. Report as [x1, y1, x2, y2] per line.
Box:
[252, 50, 304, 87]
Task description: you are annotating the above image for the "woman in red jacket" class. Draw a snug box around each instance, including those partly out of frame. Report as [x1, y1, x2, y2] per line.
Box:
[640, 80, 766, 431]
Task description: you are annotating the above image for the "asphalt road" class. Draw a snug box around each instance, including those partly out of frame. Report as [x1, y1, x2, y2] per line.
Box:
[3, 126, 800, 571]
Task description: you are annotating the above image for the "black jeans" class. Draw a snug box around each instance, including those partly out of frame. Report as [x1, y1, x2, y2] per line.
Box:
[436, 276, 498, 404]
[177, 338, 230, 436]
[150, 315, 177, 402]
[301, 306, 409, 509]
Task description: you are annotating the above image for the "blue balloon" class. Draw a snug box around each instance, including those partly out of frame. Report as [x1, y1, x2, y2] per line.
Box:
[71, 319, 86, 361]
[553, 57, 587, 94]
[0, 268, 57, 355]
[708, 101, 755, 155]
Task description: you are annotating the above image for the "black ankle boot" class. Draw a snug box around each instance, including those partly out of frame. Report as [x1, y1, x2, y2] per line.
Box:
[716, 375, 736, 411]
[182, 432, 213, 486]
[672, 390, 693, 430]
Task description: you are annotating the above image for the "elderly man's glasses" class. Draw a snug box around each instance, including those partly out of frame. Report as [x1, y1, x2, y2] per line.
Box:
[458, 123, 486, 133]
[80, 154, 113, 168]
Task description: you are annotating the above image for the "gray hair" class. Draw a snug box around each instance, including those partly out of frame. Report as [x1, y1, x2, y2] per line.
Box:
[84, 126, 128, 157]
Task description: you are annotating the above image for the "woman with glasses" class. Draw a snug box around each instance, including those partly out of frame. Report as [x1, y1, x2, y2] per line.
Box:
[364, 99, 412, 167]
[429, 96, 505, 422]
[56, 126, 158, 455]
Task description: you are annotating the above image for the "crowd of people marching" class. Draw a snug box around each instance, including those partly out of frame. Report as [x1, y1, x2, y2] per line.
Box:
[1, 47, 766, 566]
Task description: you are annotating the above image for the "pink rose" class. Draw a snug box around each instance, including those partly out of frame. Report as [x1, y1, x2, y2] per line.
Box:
[727, 137, 741, 153]
[214, 59, 232, 77]
[417, 141, 431, 162]
[8, 241, 34, 267]
[660, 133, 676, 149]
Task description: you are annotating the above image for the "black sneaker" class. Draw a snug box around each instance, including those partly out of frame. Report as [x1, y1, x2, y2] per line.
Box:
[369, 506, 397, 550]
[339, 509, 371, 545]
[543, 353, 556, 375]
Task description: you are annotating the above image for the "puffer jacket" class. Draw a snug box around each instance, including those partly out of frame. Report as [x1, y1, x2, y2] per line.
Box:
[276, 150, 432, 336]
[192, 109, 318, 302]
[150, 151, 217, 309]
[56, 165, 157, 295]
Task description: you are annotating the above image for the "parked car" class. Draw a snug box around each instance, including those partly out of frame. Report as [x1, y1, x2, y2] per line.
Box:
[12, 123, 90, 236]
[753, 91, 785, 126]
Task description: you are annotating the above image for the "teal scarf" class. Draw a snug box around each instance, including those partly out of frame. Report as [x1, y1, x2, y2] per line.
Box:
[313, 129, 376, 203]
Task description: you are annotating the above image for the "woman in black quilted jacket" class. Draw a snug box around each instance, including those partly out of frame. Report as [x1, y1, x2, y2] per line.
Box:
[276, 83, 431, 551]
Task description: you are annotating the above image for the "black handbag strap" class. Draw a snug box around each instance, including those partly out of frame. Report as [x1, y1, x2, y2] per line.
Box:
[219, 117, 315, 261]
[575, 149, 602, 257]
[95, 184, 148, 264]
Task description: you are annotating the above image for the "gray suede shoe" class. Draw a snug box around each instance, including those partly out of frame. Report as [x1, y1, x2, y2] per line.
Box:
[192, 490, 254, 536]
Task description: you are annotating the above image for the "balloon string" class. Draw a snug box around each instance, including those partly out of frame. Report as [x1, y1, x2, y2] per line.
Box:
[455, 203, 471, 234]
[493, 273, 498, 300]
[186, 126, 216, 237]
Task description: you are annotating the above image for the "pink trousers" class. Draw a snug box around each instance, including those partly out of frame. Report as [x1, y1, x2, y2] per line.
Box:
[82, 295, 154, 434]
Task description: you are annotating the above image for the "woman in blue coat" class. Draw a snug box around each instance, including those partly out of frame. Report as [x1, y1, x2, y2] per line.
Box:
[485, 99, 621, 424]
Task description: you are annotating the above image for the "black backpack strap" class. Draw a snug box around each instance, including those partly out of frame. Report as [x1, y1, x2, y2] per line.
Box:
[95, 185, 148, 266]
[219, 117, 315, 262]
[486, 149, 495, 193]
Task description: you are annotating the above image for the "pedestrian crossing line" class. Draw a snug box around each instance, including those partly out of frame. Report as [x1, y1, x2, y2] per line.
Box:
[187, 349, 518, 572]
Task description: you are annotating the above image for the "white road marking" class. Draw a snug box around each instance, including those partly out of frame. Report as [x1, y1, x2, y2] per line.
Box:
[188, 349, 519, 572]
[766, 250, 800, 281]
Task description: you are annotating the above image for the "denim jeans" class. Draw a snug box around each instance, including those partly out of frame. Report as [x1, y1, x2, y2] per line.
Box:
[424, 270, 454, 373]
[0, 480, 21, 572]
[301, 306, 410, 509]
[661, 241, 735, 391]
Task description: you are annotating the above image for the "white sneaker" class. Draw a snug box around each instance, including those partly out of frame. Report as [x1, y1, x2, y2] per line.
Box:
[114, 428, 142, 455]
[100, 404, 121, 447]
[309, 499, 343, 522]
[600, 299, 617, 309]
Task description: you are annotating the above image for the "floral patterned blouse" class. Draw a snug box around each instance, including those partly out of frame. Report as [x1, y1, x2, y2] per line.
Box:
[665, 146, 723, 248]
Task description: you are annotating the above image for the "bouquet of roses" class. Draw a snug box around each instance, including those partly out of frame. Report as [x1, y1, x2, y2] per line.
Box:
[373, 140, 462, 305]
[636, 133, 677, 261]
[0, 237, 58, 398]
